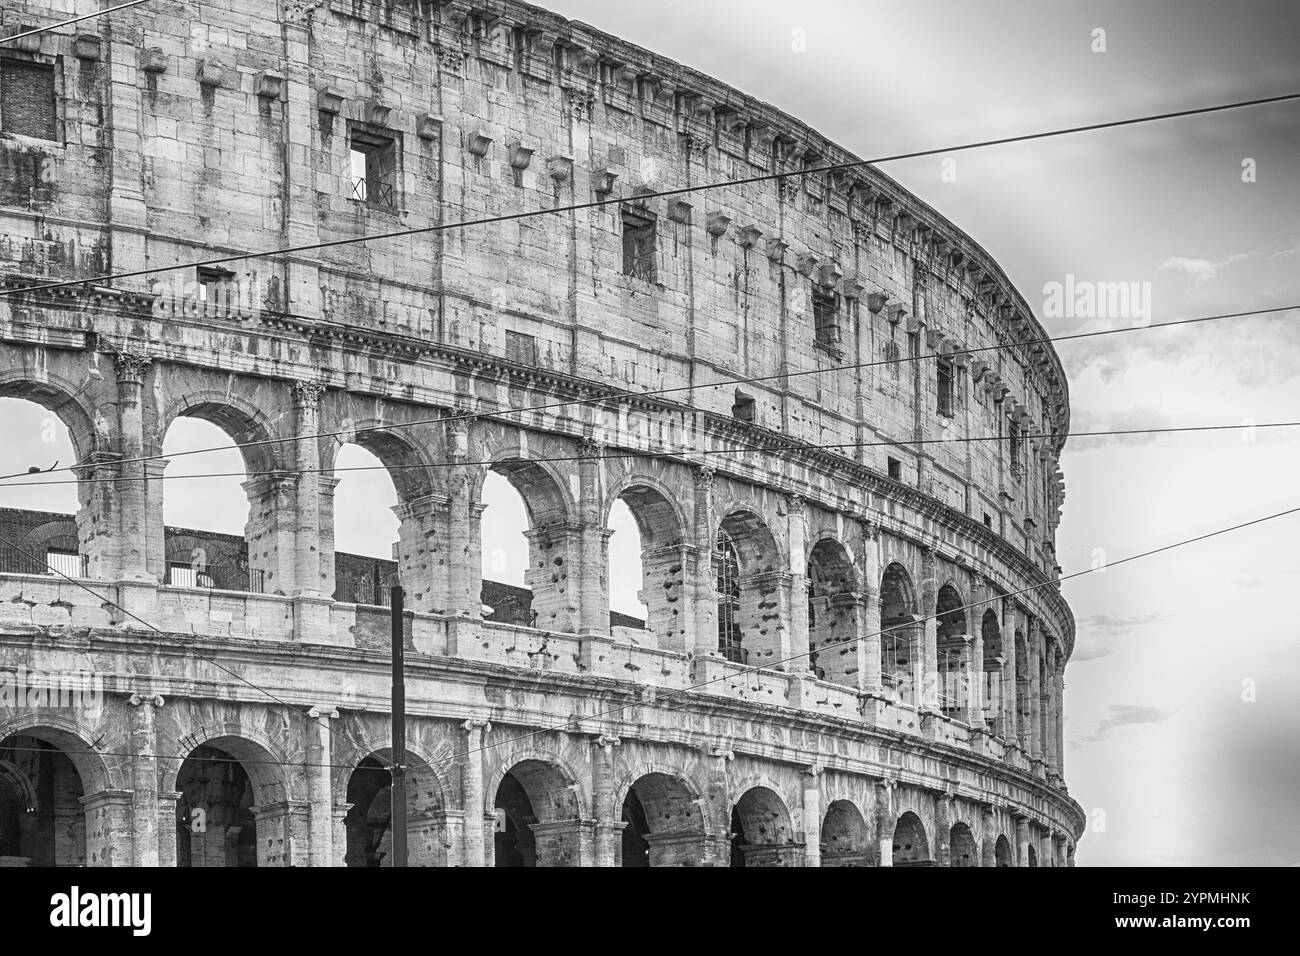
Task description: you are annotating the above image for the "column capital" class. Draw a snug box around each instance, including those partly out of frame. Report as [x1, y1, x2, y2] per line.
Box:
[694, 464, 715, 492]
[782, 493, 806, 518]
[307, 704, 340, 720]
[462, 718, 491, 734]
[709, 746, 734, 762]
[803, 763, 824, 778]
[293, 378, 328, 409]
[595, 734, 622, 749]
[857, 517, 880, 541]
[110, 349, 153, 384]
[127, 692, 164, 708]
[578, 436, 604, 460]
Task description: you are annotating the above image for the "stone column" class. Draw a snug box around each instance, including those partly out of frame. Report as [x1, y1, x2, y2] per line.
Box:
[1001, 595, 1017, 742]
[306, 704, 338, 866]
[858, 520, 883, 697]
[1042, 643, 1059, 774]
[1028, 620, 1043, 761]
[292, 381, 326, 596]
[802, 765, 822, 868]
[706, 746, 733, 866]
[1015, 814, 1030, 867]
[785, 495, 812, 676]
[639, 544, 694, 653]
[934, 790, 952, 866]
[460, 719, 490, 867]
[874, 779, 895, 867]
[111, 352, 157, 599]
[981, 805, 997, 867]
[250, 800, 310, 866]
[243, 472, 300, 596]
[80, 789, 134, 867]
[157, 790, 180, 868]
[577, 439, 611, 639]
[691, 468, 723, 680]
[1055, 658, 1066, 777]
[919, 545, 939, 712]
[127, 691, 163, 866]
[592, 734, 622, 867]
[968, 582, 985, 731]
[444, 409, 481, 638]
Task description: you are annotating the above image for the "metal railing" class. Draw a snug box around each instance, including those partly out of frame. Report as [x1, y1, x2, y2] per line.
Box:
[350, 176, 396, 211]
[0, 550, 89, 578]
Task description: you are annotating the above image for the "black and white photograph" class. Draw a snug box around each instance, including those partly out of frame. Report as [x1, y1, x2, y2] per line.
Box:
[0, 0, 1294, 938]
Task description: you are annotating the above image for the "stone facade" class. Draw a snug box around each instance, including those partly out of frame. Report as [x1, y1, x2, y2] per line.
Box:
[0, 0, 1080, 866]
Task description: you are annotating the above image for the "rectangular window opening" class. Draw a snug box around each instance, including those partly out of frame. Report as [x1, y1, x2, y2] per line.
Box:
[621, 207, 657, 282]
[505, 330, 538, 366]
[813, 287, 840, 347]
[0, 57, 57, 141]
[348, 128, 398, 210]
[732, 389, 756, 423]
[887, 456, 902, 482]
[937, 359, 955, 417]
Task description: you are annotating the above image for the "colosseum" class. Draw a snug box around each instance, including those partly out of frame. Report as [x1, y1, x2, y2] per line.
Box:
[0, 0, 1081, 866]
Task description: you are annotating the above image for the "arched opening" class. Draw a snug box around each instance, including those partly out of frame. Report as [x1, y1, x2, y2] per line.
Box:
[174, 745, 257, 867]
[936, 584, 969, 721]
[609, 485, 683, 651]
[714, 510, 782, 669]
[981, 608, 1005, 734]
[331, 443, 401, 607]
[161, 411, 265, 592]
[480, 460, 572, 631]
[1027, 843, 1038, 868]
[0, 733, 87, 866]
[995, 834, 1013, 867]
[0, 397, 87, 579]
[950, 822, 977, 867]
[880, 563, 919, 705]
[806, 539, 861, 687]
[342, 750, 444, 867]
[821, 800, 870, 866]
[1015, 630, 1030, 748]
[493, 759, 581, 867]
[892, 811, 931, 866]
[620, 772, 705, 867]
[730, 786, 797, 867]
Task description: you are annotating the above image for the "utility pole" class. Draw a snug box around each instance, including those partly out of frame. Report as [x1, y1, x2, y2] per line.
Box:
[390, 584, 408, 867]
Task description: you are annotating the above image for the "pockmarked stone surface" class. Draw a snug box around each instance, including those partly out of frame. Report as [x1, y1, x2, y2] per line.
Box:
[0, 0, 1079, 867]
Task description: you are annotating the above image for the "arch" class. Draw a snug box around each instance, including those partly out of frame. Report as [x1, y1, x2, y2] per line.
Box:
[0, 733, 88, 866]
[892, 810, 931, 865]
[995, 834, 1013, 867]
[604, 476, 687, 551]
[0, 369, 104, 466]
[324, 419, 436, 506]
[821, 799, 871, 867]
[157, 389, 286, 474]
[1015, 629, 1031, 748]
[949, 821, 978, 867]
[806, 536, 861, 686]
[880, 562, 919, 704]
[619, 771, 707, 867]
[0, 719, 112, 797]
[342, 748, 446, 867]
[730, 785, 797, 867]
[492, 756, 584, 867]
[936, 583, 969, 720]
[479, 453, 578, 632]
[714, 509, 783, 668]
[169, 732, 293, 807]
[981, 607, 1004, 731]
[605, 480, 686, 649]
[1027, 843, 1038, 867]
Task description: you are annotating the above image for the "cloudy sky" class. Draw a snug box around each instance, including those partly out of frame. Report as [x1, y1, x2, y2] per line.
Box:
[2, 0, 1297, 865]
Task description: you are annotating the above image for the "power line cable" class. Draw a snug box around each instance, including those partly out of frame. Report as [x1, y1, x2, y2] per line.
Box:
[0, 419, 1294, 489]
[2, 92, 1296, 298]
[2, 303, 1292, 484]
[0, 0, 152, 45]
